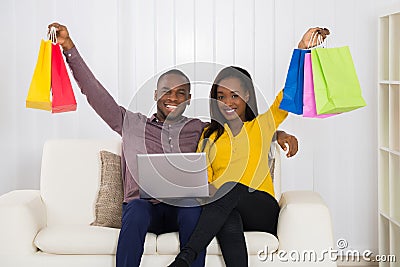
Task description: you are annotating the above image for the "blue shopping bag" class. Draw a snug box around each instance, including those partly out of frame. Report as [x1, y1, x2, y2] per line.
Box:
[279, 49, 310, 115]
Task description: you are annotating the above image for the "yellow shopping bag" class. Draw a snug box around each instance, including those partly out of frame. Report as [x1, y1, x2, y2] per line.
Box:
[26, 39, 52, 111]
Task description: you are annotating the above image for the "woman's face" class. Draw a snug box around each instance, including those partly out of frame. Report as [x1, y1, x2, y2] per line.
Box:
[216, 77, 249, 122]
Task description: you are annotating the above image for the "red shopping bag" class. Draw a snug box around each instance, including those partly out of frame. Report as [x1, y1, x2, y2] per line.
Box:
[51, 42, 77, 113]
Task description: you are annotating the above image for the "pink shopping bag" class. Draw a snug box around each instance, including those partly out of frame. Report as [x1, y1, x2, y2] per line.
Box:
[302, 53, 336, 118]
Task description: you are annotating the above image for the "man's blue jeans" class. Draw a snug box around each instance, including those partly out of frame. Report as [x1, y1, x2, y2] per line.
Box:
[116, 199, 205, 267]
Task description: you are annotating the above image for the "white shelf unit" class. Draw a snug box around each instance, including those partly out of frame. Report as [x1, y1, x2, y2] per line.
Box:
[379, 11, 400, 267]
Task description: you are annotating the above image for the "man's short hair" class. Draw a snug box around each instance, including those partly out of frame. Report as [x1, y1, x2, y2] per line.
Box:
[157, 69, 191, 91]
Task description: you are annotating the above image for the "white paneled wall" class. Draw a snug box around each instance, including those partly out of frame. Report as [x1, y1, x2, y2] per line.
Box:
[0, 0, 395, 255]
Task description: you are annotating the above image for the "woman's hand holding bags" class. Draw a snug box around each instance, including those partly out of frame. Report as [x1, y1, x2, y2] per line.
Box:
[280, 29, 366, 118]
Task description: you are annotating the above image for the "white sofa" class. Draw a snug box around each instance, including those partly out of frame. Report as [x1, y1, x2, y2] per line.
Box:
[0, 139, 337, 267]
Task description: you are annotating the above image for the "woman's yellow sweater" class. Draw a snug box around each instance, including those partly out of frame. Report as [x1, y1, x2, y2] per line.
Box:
[197, 90, 288, 198]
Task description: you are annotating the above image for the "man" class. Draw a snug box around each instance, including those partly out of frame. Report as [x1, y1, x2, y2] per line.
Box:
[48, 22, 298, 267]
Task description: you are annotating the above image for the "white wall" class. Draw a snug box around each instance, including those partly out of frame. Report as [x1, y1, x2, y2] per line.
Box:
[1, 0, 397, 255]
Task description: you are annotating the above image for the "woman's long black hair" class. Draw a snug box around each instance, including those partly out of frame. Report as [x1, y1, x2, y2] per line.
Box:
[201, 66, 259, 150]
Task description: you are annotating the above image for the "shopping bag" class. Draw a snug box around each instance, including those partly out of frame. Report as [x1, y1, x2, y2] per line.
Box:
[279, 49, 310, 115]
[302, 53, 336, 118]
[51, 43, 77, 113]
[26, 39, 52, 111]
[311, 46, 366, 114]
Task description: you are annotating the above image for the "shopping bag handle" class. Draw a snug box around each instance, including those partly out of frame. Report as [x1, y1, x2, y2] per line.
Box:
[306, 31, 326, 49]
[48, 26, 57, 44]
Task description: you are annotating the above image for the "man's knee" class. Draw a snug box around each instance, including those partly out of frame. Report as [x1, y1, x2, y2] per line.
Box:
[122, 199, 152, 226]
[177, 206, 202, 225]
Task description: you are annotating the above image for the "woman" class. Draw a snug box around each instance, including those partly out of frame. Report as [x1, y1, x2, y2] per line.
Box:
[168, 28, 330, 267]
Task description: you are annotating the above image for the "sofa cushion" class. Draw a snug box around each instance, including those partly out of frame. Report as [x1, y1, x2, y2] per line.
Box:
[34, 226, 278, 256]
[91, 151, 124, 229]
[156, 232, 279, 255]
[40, 140, 122, 226]
[34, 225, 156, 255]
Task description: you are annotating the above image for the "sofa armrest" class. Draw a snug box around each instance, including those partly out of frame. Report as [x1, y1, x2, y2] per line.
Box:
[277, 191, 335, 253]
[0, 190, 46, 255]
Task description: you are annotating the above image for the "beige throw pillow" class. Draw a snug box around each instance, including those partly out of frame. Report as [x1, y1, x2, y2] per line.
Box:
[91, 150, 124, 228]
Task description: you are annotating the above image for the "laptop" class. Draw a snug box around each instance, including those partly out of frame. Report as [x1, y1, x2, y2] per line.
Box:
[136, 152, 209, 199]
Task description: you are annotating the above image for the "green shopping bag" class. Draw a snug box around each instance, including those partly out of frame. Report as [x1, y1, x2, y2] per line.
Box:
[311, 46, 366, 114]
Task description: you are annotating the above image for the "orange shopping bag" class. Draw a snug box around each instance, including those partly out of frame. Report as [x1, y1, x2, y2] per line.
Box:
[26, 38, 52, 111]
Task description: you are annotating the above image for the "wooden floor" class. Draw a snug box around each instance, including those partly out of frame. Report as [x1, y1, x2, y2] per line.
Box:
[337, 259, 379, 267]
[338, 265, 378, 267]
[336, 256, 380, 267]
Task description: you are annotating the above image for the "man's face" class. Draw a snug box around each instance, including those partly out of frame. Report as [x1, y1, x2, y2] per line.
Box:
[154, 74, 191, 122]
